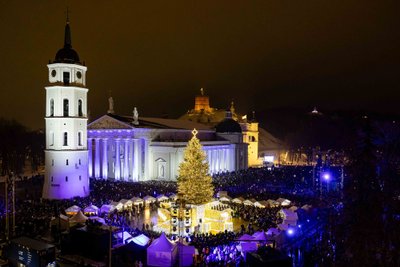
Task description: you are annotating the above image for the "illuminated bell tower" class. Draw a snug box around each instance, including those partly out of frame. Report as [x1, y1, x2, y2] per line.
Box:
[42, 16, 89, 199]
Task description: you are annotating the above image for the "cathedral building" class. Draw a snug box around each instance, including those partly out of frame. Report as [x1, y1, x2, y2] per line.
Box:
[87, 106, 248, 182]
[42, 19, 248, 199]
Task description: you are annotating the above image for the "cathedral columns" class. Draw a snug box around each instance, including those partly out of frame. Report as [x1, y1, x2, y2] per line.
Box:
[123, 139, 129, 180]
[115, 139, 121, 180]
[143, 139, 150, 180]
[88, 138, 93, 177]
[102, 138, 108, 179]
[94, 138, 101, 178]
[221, 148, 226, 172]
[133, 139, 140, 181]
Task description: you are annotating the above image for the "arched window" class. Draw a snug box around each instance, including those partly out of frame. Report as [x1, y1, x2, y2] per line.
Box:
[63, 72, 70, 85]
[66, 159, 69, 165]
[63, 132, 68, 146]
[78, 99, 83, 117]
[50, 99, 54, 116]
[63, 99, 69, 117]
[50, 131, 54, 146]
[78, 132, 82, 146]
[65, 176, 68, 182]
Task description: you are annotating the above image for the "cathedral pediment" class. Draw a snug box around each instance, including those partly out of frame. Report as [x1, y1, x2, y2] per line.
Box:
[88, 115, 134, 130]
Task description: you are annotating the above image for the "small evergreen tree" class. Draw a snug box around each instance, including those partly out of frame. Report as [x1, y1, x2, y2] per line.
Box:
[177, 129, 214, 205]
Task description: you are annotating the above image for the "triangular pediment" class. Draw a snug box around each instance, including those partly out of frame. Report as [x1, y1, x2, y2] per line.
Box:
[88, 115, 134, 130]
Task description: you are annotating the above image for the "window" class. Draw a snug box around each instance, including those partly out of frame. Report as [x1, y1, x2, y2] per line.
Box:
[79, 175, 81, 181]
[79, 159, 81, 165]
[50, 132, 54, 146]
[63, 99, 69, 117]
[63, 72, 70, 85]
[78, 132, 82, 146]
[51, 176, 53, 182]
[65, 176, 68, 182]
[66, 159, 69, 165]
[63, 132, 68, 146]
[78, 99, 83, 117]
[50, 99, 54, 116]
[52, 159, 54, 166]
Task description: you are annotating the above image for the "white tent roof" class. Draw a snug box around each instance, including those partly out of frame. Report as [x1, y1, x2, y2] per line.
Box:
[131, 234, 150, 246]
[232, 197, 245, 203]
[148, 232, 176, 252]
[276, 198, 291, 206]
[254, 200, 268, 208]
[110, 201, 124, 210]
[219, 196, 232, 202]
[100, 204, 116, 213]
[237, 234, 255, 241]
[252, 231, 269, 241]
[84, 205, 99, 213]
[70, 210, 88, 223]
[156, 194, 169, 201]
[143, 195, 156, 203]
[66, 205, 81, 213]
[130, 197, 144, 204]
[243, 199, 255, 205]
[115, 231, 133, 244]
[267, 199, 279, 207]
[266, 228, 280, 236]
[301, 204, 312, 211]
[119, 199, 133, 206]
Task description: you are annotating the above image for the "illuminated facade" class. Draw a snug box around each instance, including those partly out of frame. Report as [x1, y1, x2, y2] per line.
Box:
[180, 89, 262, 166]
[87, 113, 248, 181]
[42, 19, 89, 199]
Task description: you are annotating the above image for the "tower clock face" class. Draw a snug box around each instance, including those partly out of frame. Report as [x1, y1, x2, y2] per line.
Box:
[76, 71, 82, 79]
[51, 70, 56, 77]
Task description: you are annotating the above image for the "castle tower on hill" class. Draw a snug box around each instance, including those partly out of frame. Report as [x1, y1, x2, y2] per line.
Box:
[42, 17, 89, 199]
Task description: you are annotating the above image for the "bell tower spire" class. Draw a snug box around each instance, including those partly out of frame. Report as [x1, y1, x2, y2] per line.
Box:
[64, 7, 72, 48]
[43, 15, 89, 200]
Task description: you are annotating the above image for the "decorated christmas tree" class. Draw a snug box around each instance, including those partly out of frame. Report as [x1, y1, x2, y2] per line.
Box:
[177, 129, 214, 205]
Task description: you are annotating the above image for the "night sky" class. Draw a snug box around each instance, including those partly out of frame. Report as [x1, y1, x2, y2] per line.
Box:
[0, 1, 399, 130]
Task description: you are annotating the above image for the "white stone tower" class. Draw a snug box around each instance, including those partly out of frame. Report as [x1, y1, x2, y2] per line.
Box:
[42, 17, 89, 199]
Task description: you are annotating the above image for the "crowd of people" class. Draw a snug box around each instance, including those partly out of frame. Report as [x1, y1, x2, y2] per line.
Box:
[0, 165, 339, 265]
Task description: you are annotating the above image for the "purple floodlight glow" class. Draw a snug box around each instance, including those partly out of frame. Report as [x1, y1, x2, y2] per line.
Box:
[322, 172, 331, 181]
[287, 228, 295, 236]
